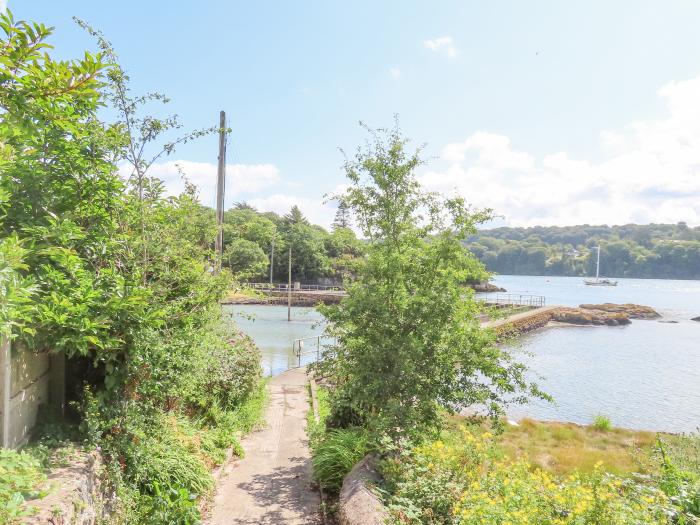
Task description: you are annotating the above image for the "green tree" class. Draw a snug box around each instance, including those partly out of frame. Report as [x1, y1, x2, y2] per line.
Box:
[315, 123, 543, 439]
[332, 200, 352, 230]
[223, 238, 268, 280]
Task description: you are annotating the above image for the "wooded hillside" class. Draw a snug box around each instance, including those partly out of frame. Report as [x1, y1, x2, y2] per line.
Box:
[465, 223, 700, 279]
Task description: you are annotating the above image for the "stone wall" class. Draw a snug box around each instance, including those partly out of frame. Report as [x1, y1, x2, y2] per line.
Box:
[26, 450, 109, 525]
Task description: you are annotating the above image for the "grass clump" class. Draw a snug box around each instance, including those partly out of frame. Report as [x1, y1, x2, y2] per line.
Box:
[311, 428, 371, 493]
[592, 414, 612, 432]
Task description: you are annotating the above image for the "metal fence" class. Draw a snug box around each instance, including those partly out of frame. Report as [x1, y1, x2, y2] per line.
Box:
[291, 335, 335, 368]
[480, 293, 546, 307]
[246, 282, 345, 293]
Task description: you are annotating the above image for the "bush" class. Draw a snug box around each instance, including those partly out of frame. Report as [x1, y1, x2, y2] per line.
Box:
[0, 449, 46, 524]
[311, 428, 371, 493]
[592, 414, 612, 431]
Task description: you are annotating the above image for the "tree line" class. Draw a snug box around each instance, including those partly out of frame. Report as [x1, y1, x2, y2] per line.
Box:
[465, 223, 700, 279]
[221, 202, 365, 283]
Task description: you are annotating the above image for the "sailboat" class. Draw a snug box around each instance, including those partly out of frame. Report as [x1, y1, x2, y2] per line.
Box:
[584, 245, 618, 286]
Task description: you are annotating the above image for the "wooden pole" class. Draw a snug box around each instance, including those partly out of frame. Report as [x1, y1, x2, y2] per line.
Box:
[214, 110, 227, 273]
[287, 244, 292, 322]
[269, 236, 275, 285]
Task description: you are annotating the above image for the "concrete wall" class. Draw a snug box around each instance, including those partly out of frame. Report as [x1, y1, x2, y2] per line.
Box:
[1, 338, 53, 449]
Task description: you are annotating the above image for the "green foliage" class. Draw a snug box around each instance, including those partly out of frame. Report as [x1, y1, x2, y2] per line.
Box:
[0, 12, 264, 524]
[656, 435, 700, 521]
[222, 203, 365, 283]
[592, 414, 612, 431]
[314, 122, 544, 440]
[467, 223, 700, 279]
[0, 449, 46, 524]
[223, 238, 269, 280]
[382, 429, 674, 525]
[311, 428, 371, 493]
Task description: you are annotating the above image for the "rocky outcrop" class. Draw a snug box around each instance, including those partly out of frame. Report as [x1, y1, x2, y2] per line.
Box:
[692, 316, 700, 322]
[338, 454, 389, 525]
[468, 281, 506, 293]
[578, 303, 660, 319]
[552, 307, 631, 326]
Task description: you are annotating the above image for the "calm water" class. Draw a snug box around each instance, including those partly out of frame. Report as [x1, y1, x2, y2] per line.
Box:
[491, 275, 700, 433]
[224, 305, 326, 376]
[227, 276, 700, 433]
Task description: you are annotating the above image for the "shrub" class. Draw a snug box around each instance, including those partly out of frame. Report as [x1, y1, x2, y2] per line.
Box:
[311, 428, 371, 493]
[0, 449, 46, 524]
[592, 414, 612, 431]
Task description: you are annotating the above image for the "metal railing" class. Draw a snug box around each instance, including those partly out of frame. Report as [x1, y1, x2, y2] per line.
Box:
[291, 335, 336, 368]
[480, 293, 546, 307]
[246, 282, 345, 293]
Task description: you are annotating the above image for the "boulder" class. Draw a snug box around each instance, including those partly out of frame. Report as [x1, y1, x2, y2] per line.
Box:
[692, 316, 700, 322]
[338, 454, 389, 525]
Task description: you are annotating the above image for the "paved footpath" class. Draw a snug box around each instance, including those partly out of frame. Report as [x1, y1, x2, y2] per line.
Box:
[206, 367, 321, 525]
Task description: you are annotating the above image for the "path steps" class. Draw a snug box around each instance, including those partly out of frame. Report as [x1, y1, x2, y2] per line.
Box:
[206, 367, 321, 525]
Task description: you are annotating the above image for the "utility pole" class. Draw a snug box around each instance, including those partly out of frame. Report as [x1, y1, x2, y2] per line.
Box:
[214, 110, 227, 273]
[269, 236, 275, 285]
[287, 244, 292, 322]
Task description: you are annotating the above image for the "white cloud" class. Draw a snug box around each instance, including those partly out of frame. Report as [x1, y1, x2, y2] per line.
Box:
[423, 36, 457, 58]
[389, 66, 401, 79]
[421, 73, 700, 227]
[122, 160, 280, 209]
[0, 1, 6, 12]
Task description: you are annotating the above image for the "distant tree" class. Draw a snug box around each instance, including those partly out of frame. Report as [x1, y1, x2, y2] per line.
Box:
[332, 200, 352, 230]
[223, 238, 268, 280]
[283, 205, 309, 226]
[233, 201, 257, 211]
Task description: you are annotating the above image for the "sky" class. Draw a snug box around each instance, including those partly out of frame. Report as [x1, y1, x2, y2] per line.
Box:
[10, 1, 700, 228]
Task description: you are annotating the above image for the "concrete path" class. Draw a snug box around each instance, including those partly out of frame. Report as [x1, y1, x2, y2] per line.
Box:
[206, 367, 321, 525]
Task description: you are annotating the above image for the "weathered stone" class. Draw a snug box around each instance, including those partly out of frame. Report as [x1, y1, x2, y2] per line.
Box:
[26, 449, 109, 525]
[579, 303, 661, 319]
[691, 316, 700, 322]
[552, 307, 631, 326]
[338, 454, 389, 525]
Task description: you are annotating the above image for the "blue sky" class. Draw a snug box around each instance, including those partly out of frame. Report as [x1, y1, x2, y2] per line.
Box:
[11, 1, 700, 227]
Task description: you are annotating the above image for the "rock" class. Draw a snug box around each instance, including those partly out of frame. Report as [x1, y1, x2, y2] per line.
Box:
[468, 281, 506, 293]
[579, 303, 660, 320]
[692, 316, 700, 322]
[552, 307, 631, 326]
[338, 454, 389, 525]
[658, 320, 679, 324]
[26, 449, 111, 525]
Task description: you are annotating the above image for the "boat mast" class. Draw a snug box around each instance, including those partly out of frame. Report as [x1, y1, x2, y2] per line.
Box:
[596, 245, 601, 281]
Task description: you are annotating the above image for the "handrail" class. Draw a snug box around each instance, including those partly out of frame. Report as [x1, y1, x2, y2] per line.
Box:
[480, 293, 546, 307]
[245, 282, 345, 292]
[291, 335, 335, 368]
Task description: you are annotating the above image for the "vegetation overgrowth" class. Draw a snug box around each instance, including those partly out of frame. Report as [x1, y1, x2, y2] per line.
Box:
[467, 223, 700, 279]
[0, 11, 263, 524]
[380, 424, 700, 524]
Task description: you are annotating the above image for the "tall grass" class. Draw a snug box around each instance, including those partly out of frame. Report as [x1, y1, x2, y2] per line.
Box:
[311, 428, 371, 493]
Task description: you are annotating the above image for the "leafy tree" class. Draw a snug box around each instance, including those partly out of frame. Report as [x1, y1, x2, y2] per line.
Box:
[315, 123, 543, 440]
[223, 238, 268, 280]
